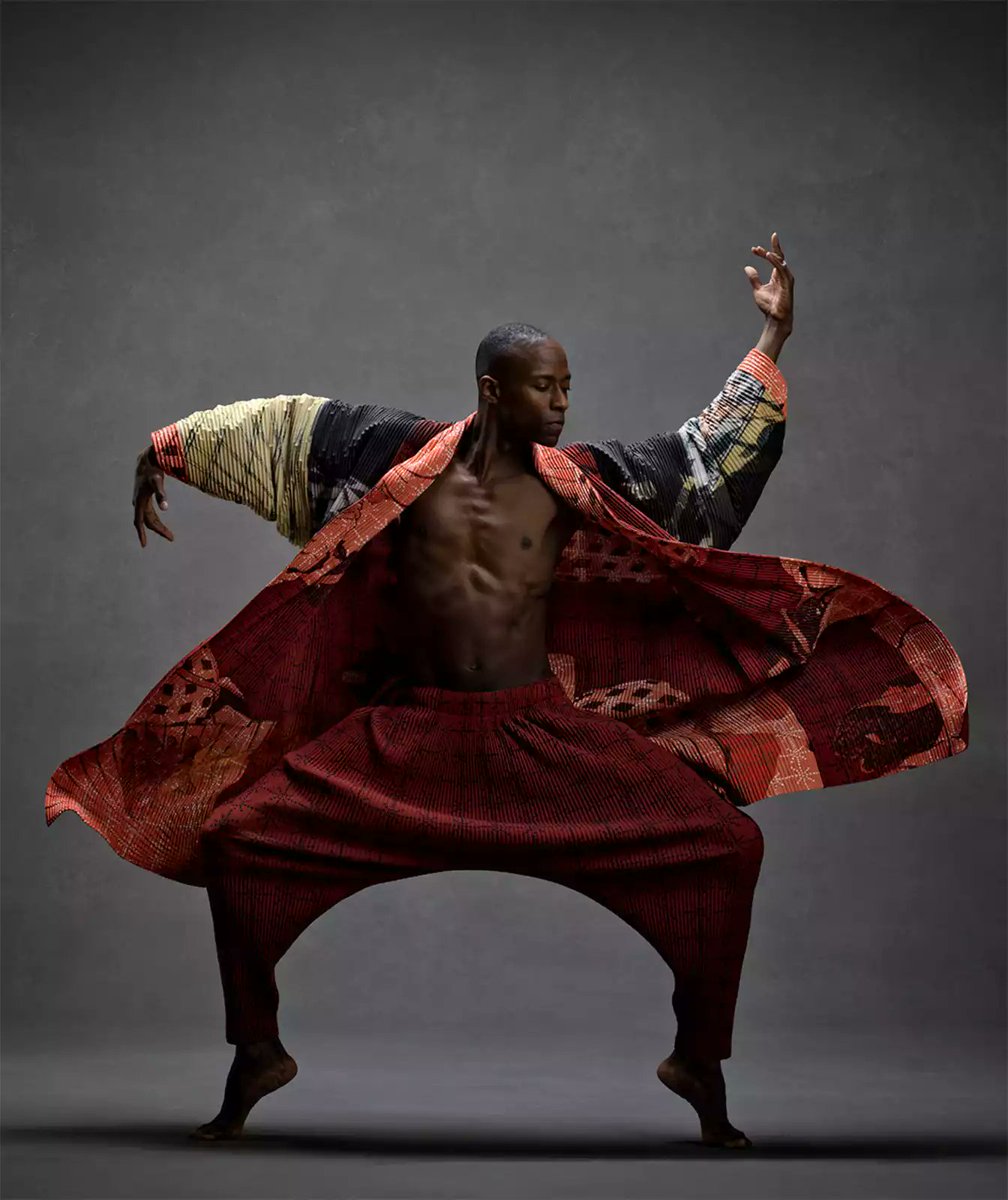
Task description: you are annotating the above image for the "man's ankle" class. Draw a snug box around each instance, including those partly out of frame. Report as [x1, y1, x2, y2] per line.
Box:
[236, 1036, 282, 1057]
[673, 1050, 721, 1072]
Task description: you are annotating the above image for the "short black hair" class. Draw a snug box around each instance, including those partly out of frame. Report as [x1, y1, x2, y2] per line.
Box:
[475, 322, 550, 381]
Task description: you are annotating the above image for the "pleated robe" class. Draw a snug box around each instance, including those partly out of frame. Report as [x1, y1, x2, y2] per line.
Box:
[44, 348, 968, 886]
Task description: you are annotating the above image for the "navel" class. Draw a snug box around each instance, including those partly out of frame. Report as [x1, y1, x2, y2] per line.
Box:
[520, 535, 533, 549]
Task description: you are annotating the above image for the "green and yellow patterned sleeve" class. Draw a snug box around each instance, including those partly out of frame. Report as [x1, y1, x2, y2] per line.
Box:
[572, 348, 787, 549]
[150, 394, 326, 546]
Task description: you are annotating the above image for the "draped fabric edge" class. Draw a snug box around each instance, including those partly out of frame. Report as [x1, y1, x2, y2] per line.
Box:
[45, 411, 968, 887]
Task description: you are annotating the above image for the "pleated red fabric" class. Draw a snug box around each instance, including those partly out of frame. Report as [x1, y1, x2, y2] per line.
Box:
[44, 412, 968, 887]
[201, 674, 765, 1056]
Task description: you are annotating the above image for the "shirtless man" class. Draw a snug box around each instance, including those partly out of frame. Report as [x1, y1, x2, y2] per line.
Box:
[390, 334, 579, 692]
[131, 238, 794, 1148]
[133, 332, 756, 1148]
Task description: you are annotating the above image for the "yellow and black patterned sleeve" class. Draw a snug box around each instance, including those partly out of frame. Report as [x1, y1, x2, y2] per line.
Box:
[150, 394, 326, 546]
[150, 394, 439, 547]
[569, 348, 788, 550]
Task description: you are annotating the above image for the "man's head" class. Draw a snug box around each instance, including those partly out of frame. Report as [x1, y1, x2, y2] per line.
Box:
[474, 322, 571, 446]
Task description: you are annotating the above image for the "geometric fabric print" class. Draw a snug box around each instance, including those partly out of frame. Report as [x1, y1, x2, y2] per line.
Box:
[575, 678, 690, 720]
[554, 527, 666, 584]
[127, 644, 244, 741]
[662, 689, 825, 805]
[868, 604, 968, 751]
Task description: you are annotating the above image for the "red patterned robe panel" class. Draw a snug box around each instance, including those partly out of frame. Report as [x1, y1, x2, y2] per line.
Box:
[45, 414, 968, 885]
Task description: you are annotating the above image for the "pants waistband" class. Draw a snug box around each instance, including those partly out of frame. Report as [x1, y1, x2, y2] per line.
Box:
[371, 673, 571, 722]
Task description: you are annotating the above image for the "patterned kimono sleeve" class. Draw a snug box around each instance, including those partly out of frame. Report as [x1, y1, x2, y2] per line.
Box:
[575, 347, 788, 549]
[150, 394, 328, 546]
[150, 395, 435, 547]
[303, 400, 441, 538]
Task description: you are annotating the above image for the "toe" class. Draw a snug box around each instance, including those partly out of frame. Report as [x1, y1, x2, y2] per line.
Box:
[189, 1121, 241, 1142]
[702, 1130, 751, 1149]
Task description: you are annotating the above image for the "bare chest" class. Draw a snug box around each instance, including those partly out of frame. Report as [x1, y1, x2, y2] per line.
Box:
[394, 460, 573, 584]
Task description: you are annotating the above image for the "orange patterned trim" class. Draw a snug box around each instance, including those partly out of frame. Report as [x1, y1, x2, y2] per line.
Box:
[740, 347, 788, 417]
[150, 423, 189, 483]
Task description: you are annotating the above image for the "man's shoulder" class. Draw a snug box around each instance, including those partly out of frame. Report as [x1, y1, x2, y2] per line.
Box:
[310, 401, 447, 454]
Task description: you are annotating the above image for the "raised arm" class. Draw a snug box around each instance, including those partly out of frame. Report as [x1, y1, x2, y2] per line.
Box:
[135, 394, 438, 549]
[569, 232, 795, 549]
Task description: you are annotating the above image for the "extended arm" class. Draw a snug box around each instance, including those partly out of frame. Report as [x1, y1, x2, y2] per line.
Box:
[571, 232, 795, 549]
[581, 340, 787, 549]
[138, 394, 436, 548]
[147, 393, 326, 545]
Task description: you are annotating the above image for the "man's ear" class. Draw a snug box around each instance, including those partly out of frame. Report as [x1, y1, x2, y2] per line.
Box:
[477, 374, 500, 406]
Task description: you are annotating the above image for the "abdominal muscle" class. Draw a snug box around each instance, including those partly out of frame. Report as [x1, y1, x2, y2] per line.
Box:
[397, 569, 552, 689]
[385, 458, 577, 691]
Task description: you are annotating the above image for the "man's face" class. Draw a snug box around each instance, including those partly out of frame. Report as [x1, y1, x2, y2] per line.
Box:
[481, 338, 571, 446]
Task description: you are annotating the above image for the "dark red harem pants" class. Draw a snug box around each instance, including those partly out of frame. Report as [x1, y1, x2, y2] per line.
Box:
[199, 674, 764, 1061]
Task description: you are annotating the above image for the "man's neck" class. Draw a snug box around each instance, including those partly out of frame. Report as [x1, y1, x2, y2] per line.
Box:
[459, 407, 532, 484]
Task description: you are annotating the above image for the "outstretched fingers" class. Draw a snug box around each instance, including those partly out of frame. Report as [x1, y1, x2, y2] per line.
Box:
[751, 231, 791, 275]
[135, 495, 174, 546]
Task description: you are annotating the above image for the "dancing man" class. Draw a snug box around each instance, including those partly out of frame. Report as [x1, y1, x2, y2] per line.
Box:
[46, 233, 968, 1148]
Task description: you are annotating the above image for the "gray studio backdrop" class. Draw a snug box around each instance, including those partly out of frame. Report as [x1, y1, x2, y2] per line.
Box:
[3, 1, 1005, 1068]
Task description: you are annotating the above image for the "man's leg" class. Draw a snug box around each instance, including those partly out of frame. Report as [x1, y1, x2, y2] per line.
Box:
[479, 691, 765, 1147]
[364, 673, 766, 1146]
[549, 807, 765, 1065]
[204, 850, 412, 1048]
[196, 838, 418, 1140]
[543, 805, 763, 1148]
[192, 707, 435, 1140]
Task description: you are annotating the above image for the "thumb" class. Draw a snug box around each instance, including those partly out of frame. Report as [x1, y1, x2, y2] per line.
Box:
[743, 266, 760, 291]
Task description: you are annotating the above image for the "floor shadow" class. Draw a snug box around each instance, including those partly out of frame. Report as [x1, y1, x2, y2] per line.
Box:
[3, 1123, 1007, 1160]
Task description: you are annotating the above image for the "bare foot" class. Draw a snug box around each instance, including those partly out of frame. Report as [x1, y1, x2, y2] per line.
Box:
[657, 1052, 751, 1148]
[190, 1038, 298, 1141]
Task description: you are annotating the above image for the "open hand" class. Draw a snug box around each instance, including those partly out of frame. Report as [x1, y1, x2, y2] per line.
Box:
[133, 446, 175, 547]
[745, 232, 794, 328]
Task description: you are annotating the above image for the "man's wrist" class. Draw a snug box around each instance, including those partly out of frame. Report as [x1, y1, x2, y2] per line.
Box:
[755, 318, 792, 363]
[145, 443, 159, 469]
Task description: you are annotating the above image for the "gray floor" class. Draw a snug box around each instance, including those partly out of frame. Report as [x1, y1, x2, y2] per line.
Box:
[2, 1028, 1005, 1200]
